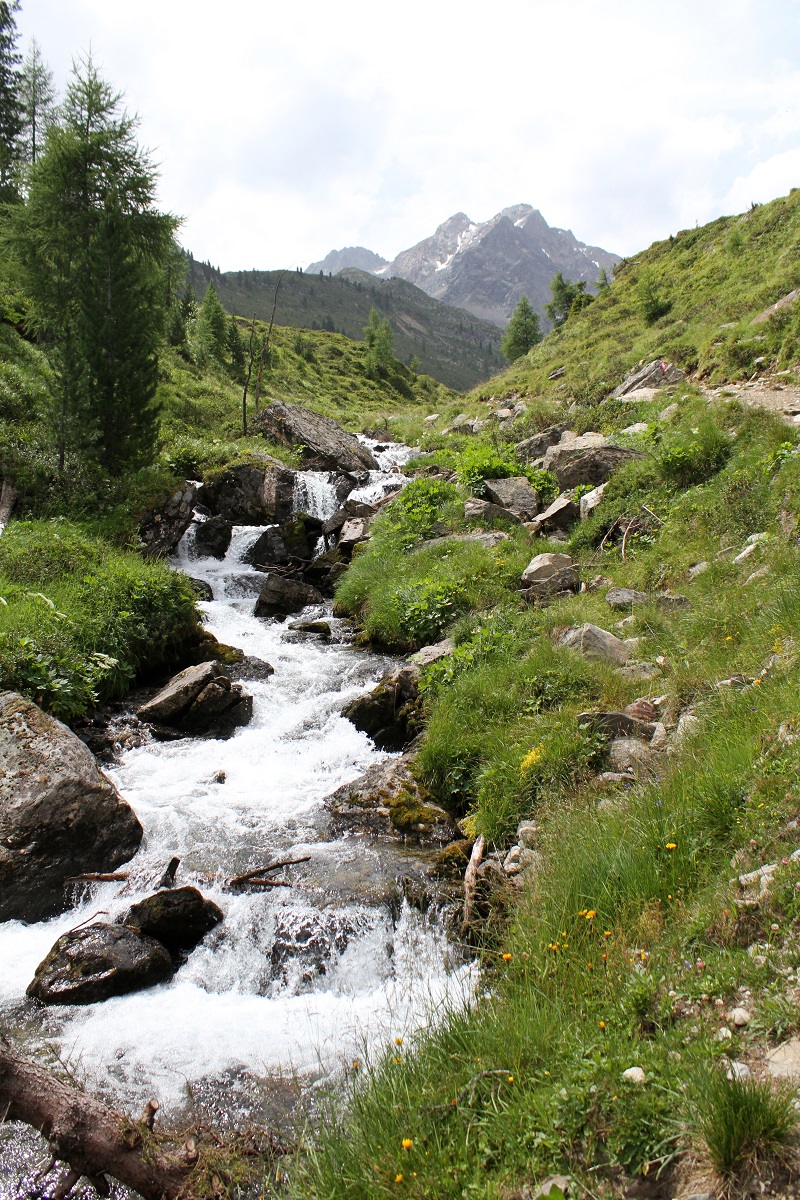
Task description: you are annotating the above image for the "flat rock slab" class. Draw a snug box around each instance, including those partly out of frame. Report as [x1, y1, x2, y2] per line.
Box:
[27, 922, 174, 1005]
[123, 886, 223, 956]
[0, 692, 143, 923]
[613, 359, 685, 396]
[526, 494, 580, 536]
[464, 497, 520, 524]
[544, 444, 645, 490]
[256, 401, 379, 472]
[766, 1037, 800, 1080]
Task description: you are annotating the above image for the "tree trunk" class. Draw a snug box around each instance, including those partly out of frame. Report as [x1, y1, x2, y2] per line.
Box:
[0, 1041, 195, 1199]
[0, 478, 17, 536]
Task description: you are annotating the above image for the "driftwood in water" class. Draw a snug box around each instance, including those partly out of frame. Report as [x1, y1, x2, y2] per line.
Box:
[157, 857, 180, 889]
[460, 836, 485, 935]
[0, 1040, 192, 1199]
[0, 1040, 289, 1199]
[227, 856, 311, 887]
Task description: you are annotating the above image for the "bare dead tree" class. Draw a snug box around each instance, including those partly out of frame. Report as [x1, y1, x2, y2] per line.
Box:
[240, 315, 257, 437]
[252, 271, 285, 413]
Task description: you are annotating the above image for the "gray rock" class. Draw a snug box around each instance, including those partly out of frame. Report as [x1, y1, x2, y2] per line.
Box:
[242, 525, 289, 567]
[579, 482, 607, 519]
[620, 422, 649, 435]
[673, 711, 700, 745]
[530, 1175, 571, 1200]
[27, 922, 174, 1005]
[578, 711, 656, 742]
[687, 561, 710, 579]
[658, 402, 680, 421]
[193, 515, 232, 559]
[621, 1066, 646, 1084]
[255, 402, 379, 472]
[0, 692, 143, 923]
[608, 737, 659, 780]
[186, 576, 213, 601]
[203, 456, 296, 524]
[654, 591, 691, 611]
[525, 494, 580, 536]
[558, 624, 631, 665]
[408, 639, 455, 667]
[289, 620, 332, 637]
[765, 1037, 800, 1080]
[613, 359, 685, 396]
[254, 574, 325, 619]
[464, 496, 521, 524]
[123, 886, 223, 956]
[483, 477, 540, 521]
[341, 665, 421, 751]
[605, 587, 648, 610]
[618, 661, 663, 682]
[136, 661, 219, 723]
[514, 423, 570, 461]
[338, 517, 370, 554]
[137, 662, 253, 735]
[231, 655, 275, 682]
[543, 443, 645, 490]
[650, 722, 669, 751]
[521, 552, 574, 585]
[517, 821, 539, 848]
[138, 484, 197, 558]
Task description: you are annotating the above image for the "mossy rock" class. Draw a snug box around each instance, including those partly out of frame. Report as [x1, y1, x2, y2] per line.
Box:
[389, 788, 458, 842]
[431, 839, 473, 878]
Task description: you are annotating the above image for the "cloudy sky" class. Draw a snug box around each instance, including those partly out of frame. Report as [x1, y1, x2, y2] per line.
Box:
[18, 0, 800, 271]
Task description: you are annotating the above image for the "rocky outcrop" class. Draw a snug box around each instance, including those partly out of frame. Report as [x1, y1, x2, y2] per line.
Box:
[613, 359, 685, 396]
[194, 515, 232, 559]
[242, 525, 289, 567]
[27, 923, 174, 1005]
[253, 574, 325, 619]
[578, 711, 656, 742]
[483, 477, 539, 521]
[543, 440, 645, 489]
[0, 692, 143, 923]
[123, 887, 223, 956]
[464, 497, 521, 524]
[202, 456, 296, 524]
[515, 423, 571, 461]
[606, 587, 648, 610]
[136, 661, 253, 735]
[138, 484, 197, 558]
[255, 402, 379, 472]
[341, 664, 422, 751]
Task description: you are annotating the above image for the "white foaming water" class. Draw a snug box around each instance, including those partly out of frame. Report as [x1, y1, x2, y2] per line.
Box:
[0, 487, 474, 1132]
[291, 471, 340, 520]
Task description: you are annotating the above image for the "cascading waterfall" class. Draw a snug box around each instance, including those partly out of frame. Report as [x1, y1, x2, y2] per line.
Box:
[0, 450, 472, 1190]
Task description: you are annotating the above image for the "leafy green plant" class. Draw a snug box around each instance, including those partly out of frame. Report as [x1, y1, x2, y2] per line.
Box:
[656, 421, 732, 488]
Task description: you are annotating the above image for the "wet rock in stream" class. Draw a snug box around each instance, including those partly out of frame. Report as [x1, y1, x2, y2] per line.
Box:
[136, 660, 253, 735]
[122, 886, 224, 956]
[27, 922, 175, 1005]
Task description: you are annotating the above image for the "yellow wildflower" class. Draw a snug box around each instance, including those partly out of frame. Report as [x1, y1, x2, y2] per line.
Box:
[401, 1138, 413, 1150]
[520, 745, 543, 774]
[395, 1037, 403, 1045]
[666, 843, 677, 850]
[507, 1075, 514, 1083]
[502, 952, 512, 961]
[599, 1020, 606, 1030]
[585, 910, 596, 920]
[395, 1174, 403, 1183]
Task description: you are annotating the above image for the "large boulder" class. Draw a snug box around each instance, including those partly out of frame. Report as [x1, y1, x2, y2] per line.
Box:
[123, 886, 223, 956]
[0, 692, 143, 923]
[203, 456, 296, 524]
[138, 484, 197, 558]
[242, 525, 289, 567]
[254, 574, 324, 619]
[520, 552, 580, 600]
[193, 515, 232, 559]
[27, 923, 174, 1005]
[136, 661, 252, 734]
[341, 664, 422, 752]
[543, 442, 645, 490]
[483, 477, 539, 521]
[326, 753, 459, 844]
[255, 402, 379, 472]
[613, 359, 685, 396]
[556, 624, 632, 665]
[464, 497, 521, 524]
[514, 423, 571, 461]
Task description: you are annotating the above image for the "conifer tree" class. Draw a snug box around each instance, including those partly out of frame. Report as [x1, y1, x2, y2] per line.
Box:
[6, 56, 178, 473]
[363, 306, 393, 378]
[194, 281, 227, 366]
[226, 313, 246, 380]
[501, 294, 541, 361]
[19, 37, 54, 165]
[0, 0, 21, 198]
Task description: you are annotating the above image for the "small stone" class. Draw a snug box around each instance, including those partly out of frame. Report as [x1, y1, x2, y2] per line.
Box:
[729, 1006, 752, 1027]
[687, 561, 710, 579]
[622, 1066, 646, 1084]
[733, 543, 758, 564]
[517, 821, 539, 848]
[579, 483, 607, 520]
[531, 1175, 571, 1200]
[503, 846, 522, 873]
[746, 531, 769, 545]
[717, 1026, 733, 1041]
[650, 722, 669, 751]
[605, 587, 648, 610]
[726, 1060, 751, 1081]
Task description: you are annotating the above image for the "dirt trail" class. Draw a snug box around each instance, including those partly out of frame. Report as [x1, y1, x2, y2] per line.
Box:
[703, 373, 800, 427]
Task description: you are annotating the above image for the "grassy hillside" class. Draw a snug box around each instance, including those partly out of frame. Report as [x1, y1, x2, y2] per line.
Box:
[288, 195, 800, 1199]
[188, 259, 505, 391]
[471, 188, 800, 404]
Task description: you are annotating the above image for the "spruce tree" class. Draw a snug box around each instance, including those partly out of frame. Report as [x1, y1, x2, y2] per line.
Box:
[6, 56, 178, 473]
[0, 0, 21, 198]
[363, 306, 393, 378]
[194, 281, 227, 365]
[501, 295, 541, 362]
[19, 37, 55, 165]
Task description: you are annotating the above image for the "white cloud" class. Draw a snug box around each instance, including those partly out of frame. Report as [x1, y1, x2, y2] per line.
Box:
[723, 148, 800, 215]
[15, 0, 800, 268]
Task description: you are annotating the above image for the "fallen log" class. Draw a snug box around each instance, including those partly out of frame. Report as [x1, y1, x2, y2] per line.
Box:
[0, 1039, 192, 1199]
[63, 873, 130, 884]
[0, 1040, 287, 1199]
[460, 835, 485, 935]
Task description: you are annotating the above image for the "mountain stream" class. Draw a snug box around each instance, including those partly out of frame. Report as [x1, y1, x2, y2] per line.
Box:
[0, 442, 476, 1188]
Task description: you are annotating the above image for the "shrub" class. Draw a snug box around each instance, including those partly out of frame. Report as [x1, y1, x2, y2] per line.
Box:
[656, 420, 732, 488]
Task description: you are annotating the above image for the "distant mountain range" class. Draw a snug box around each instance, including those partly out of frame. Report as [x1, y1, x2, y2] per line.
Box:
[307, 204, 620, 327]
[188, 260, 504, 392]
